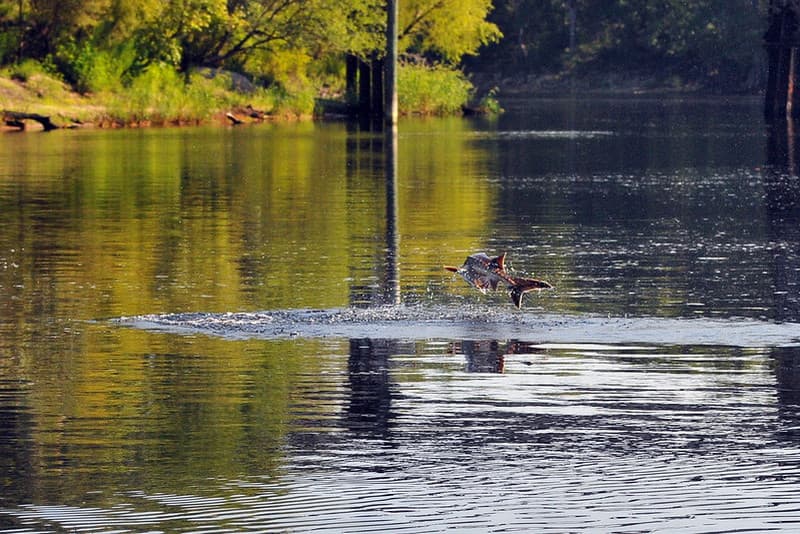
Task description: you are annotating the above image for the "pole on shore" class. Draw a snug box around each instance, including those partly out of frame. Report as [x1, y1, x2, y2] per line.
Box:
[385, 0, 399, 124]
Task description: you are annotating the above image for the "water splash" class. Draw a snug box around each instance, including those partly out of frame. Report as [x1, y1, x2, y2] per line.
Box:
[114, 305, 800, 347]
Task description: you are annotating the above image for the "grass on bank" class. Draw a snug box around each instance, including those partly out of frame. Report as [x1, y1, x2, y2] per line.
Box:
[0, 59, 317, 126]
[105, 64, 316, 124]
[0, 59, 496, 127]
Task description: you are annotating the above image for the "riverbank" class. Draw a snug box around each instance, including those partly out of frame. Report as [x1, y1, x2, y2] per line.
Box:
[4, 65, 749, 133]
[0, 61, 496, 132]
[0, 67, 315, 131]
[470, 66, 764, 98]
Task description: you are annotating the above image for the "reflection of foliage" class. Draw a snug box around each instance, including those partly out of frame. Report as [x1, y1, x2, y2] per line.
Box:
[18, 326, 341, 499]
[0, 117, 492, 315]
[0, 121, 492, 498]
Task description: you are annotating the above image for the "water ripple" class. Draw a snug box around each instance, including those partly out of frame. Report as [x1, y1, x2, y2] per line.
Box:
[5, 322, 800, 531]
[7, 454, 800, 533]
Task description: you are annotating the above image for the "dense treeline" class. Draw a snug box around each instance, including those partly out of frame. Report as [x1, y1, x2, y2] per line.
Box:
[0, 0, 499, 117]
[472, 0, 766, 92]
[0, 0, 497, 75]
[0, 0, 772, 122]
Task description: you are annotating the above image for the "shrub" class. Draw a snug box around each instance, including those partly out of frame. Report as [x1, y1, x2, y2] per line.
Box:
[476, 87, 503, 114]
[3, 59, 74, 102]
[56, 40, 140, 94]
[100, 62, 317, 123]
[7, 59, 52, 83]
[0, 30, 20, 66]
[109, 63, 210, 123]
[397, 62, 472, 115]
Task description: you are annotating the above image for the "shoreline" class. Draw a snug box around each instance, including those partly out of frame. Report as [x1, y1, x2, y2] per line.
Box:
[0, 71, 317, 133]
[2, 71, 765, 133]
[470, 70, 763, 99]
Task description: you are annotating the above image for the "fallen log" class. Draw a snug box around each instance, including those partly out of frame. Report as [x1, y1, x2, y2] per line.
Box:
[225, 112, 244, 125]
[245, 105, 265, 119]
[2, 110, 59, 131]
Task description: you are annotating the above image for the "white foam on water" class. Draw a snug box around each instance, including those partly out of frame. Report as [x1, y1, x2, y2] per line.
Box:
[114, 305, 800, 347]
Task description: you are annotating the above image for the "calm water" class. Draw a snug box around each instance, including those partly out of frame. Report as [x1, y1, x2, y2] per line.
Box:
[3, 97, 800, 532]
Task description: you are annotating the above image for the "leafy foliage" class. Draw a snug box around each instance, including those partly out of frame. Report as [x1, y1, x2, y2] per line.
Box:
[398, 62, 472, 114]
[400, 0, 502, 62]
[473, 0, 766, 90]
[0, 0, 774, 117]
[1, 0, 503, 73]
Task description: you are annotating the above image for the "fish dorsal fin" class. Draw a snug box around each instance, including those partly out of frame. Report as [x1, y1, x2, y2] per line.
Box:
[495, 252, 507, 272]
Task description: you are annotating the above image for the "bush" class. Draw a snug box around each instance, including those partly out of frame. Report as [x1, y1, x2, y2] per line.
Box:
[477, 87, 503, 114]
[105, 64, 316, 123]
[108, 63, 212, 123]
[2, 59, 74, 102]
[0, 29, 20, 65]
[398, 62, 472, 115]
[7, 59, 52, 83]
[2, 54, 321, 125]
[191, 69, 315, 118]
[56, 40, 139, 94]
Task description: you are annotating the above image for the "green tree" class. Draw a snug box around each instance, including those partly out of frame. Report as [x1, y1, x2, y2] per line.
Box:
[399, 0, 502, 62]
[134, 0, 347, 72]
[473, 0, 765, 90]
[22, 0, 110, 57]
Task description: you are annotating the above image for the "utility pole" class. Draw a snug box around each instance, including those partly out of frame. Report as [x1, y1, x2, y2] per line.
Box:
[385, 0, 399, 123]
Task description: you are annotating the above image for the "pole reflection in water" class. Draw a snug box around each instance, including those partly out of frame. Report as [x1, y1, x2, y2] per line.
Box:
[346, 339, 402, 439]
[384, 124, 400, 306]
[344, 120, 400, 307]
[0, 386, 33, 506]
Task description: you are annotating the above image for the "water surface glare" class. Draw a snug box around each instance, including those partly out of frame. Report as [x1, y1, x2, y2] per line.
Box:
[4, 97, 800, 532]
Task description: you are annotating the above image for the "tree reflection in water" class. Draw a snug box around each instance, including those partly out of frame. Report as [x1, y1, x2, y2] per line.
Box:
[765, 120, 800, 445]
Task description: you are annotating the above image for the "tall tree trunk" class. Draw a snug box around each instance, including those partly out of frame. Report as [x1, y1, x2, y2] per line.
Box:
[371, 57, 384, 116]
[346, 54, 358, 106]
[358, 58, 371, 114]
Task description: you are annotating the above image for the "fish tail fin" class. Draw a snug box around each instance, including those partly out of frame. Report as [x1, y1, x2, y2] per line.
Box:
[495, 252, 507, 271]
[508, 277, 553, 308]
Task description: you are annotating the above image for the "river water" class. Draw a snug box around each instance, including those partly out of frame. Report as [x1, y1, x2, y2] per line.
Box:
[3, 97, 800, 532]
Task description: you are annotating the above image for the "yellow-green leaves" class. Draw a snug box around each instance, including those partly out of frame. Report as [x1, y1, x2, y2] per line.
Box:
[400, 0, 502, 62]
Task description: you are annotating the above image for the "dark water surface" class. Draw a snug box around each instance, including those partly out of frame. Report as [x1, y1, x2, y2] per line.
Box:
[4, 97, 800, 531]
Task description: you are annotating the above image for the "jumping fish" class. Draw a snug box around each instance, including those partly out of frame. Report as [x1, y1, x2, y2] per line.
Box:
[444, 252, 553, 308]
